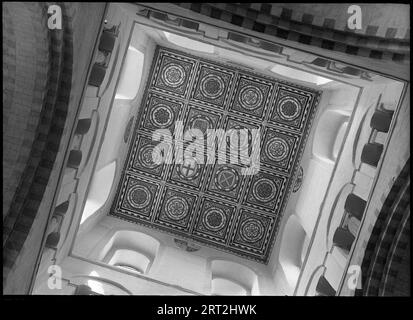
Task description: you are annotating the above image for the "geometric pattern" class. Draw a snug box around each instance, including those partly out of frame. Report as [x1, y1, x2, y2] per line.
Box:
[269, 87, 310, 131]
[172, 3, 410, 64]
[110, 46, 321, 263]
[260, 127, 301, 174]
[139, 93, 184, 135]
[360, 158, 410, 296]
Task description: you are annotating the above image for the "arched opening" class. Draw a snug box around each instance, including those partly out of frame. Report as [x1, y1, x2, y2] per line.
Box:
[115, 46, 145, 100]
[312, 109, 350, 164]
[97, 98, 133, 169]
[295, 158, 334, 234]
[99, 230, 160, 275]
[163, 31, 215, 53]
[108, 249, 149, 274]
[210, 259, 259, 295]
[211, 278, 248, 296]
[352, 104, 377, 169]
[279, 215, 309, 287]
[326, 183, 354, 248]
[270, 64, 332, 86]
[81, 161, 117, 224]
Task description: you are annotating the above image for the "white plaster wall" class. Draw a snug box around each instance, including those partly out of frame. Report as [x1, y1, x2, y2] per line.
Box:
[37, 3, 406, 296]
[295, 78, 406, 295]
[73, 215, 277, 295]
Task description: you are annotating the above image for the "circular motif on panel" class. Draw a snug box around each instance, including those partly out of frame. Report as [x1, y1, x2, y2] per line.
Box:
[240, 218, 265, 243]
[200, 74, 225, 99]
[150, 104, 174, 128]
[215, 166, 239, 192]
[139, 145, 160, 169]
[239, 85, 264, 110]
[278, 96, 301, 121]
[188, 114, 213, 135]
[165, 196, 189, 220]
[226, 125, 251, 151]
[252, 178, 278, 202]
[161, 63, 186, 88]
[265, 137, 290, 162]
[127, 185, 151, 209]
[177, 157, 200, 181]
[203, 207, 227, 231]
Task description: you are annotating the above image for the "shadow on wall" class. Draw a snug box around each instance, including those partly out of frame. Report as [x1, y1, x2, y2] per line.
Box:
[72, 271, 132, 295]
[97, 230, 161, 275]
[81, 161, 117, 224]
[278, 215, 310, 288]
[210, 259, 259, 295]
[313, 109, 350, 164]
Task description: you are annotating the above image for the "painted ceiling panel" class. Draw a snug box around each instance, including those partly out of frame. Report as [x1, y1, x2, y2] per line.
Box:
[110, 46, 321, 263]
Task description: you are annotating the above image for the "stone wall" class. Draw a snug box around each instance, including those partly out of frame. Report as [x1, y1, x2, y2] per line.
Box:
[3, 2, 50, 221]
[173, 3, 410, 64]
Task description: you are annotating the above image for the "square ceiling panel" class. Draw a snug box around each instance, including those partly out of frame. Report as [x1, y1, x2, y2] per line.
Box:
[110, 46, 321, 263]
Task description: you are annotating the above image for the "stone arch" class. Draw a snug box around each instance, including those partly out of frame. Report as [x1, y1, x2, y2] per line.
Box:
[115, 46, 145, 100]
[98, 230, 161, 275]
[312, 109, 350, 164]
[278, 215, 309, 287]
[210, 259, 259, 295]
[81, 161, 117, 224]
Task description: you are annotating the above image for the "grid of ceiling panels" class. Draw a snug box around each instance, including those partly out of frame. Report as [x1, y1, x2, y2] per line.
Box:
[110, 46, 321, 263]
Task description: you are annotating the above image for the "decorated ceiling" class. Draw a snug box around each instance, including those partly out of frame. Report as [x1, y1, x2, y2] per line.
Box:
[110, 46, 321, 263]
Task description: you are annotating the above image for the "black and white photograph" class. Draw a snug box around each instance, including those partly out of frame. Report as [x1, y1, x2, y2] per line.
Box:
[2, 1, 410, 307]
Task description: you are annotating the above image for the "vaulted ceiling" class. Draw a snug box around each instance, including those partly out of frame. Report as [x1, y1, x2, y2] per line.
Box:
[110, 46, 320, 263]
